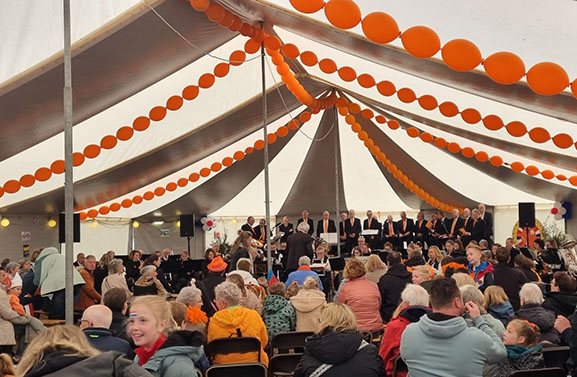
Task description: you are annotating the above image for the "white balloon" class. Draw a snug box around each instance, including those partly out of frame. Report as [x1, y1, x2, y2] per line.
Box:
[554, 213, 563, 220]
[560, 207, 567, 215]
[554, 201, 563, 209]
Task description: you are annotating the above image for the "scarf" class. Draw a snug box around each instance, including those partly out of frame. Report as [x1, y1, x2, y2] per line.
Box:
[506, 344, 542, 360]
[135, 334, 166, 366]
[185, 307, 208, 325]
[298, 266, 312, 271]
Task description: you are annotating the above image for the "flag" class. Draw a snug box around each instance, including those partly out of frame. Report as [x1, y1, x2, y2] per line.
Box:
[267, 269, 278, 285]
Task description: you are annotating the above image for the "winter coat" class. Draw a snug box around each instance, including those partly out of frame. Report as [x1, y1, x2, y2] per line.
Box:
[0, 287, 19, 345]
[263, 294, 296, 342]
[294, 330, 385, 377]
[493, 262, 527, 310]
[33, 247, 84, 297]
[517, 266, 540, 282]
[136, 331, 209, 377]
[201, 273, 225, 303]
[286, 232, 314, 271]
[401, 314, 506, 377]
[75, 268, 102, 311]
[228, 270, 259, 286]
[24, 349, 152, 377]
[365, 268, 387, 284]
[93, 266, 108, 295]
[468, 261, 494, 291]
[207, 305, 269, 366]
[514, 304, 561, 344]
[378, 306, 430, 377]
[239, 290, 263, 315]
[110, 310, 132, 345]
[133, 276, 169, 299]
[84, 327, 133, 357]
[377, 264, 412, 322]
[228, 248, 250, 273]
[290, 289, 326, 333]
[405, 256, 426, 268]
[487, 302, 515, 326]
[102, 273, 132, 300]
[542, 291, 577, 318]
[495, 345, 545, 377]
[285, 269, 323, 290]
[337, 276, 383, 332]
[464, 313, 506, 377]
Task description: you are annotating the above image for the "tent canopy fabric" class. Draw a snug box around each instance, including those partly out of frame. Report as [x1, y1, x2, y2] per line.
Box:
[2, 0, 575, 220]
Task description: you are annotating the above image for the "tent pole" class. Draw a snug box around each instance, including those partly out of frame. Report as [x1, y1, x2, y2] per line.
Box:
[334, 104, 341, 257]
[261, 23, 272, 273]
[63, 0, 75, 325]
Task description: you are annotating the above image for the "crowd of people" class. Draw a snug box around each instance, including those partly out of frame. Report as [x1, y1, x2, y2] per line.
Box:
[2, 205, 577, 376]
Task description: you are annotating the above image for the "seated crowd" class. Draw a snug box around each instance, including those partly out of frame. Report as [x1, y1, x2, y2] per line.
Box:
[2, 206, 577, 376]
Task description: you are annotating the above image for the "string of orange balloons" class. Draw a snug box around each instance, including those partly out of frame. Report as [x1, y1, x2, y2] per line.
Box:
[334, 97, 463, 212]
[339, 97, 577, 187]
[288, 0, 577, 99]
[0, 47, 258, 200]
[78, 107, 318, 220]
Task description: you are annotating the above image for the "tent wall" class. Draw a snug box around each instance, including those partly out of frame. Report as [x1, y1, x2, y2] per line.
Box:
[0, 217, 58, 261]
[494, 204, 564, 245]
[134, 221, 205, 259]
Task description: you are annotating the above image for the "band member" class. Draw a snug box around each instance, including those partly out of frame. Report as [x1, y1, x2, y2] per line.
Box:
[478, 203, 494, 243]
[397, 211, 414, 252]
[382, 215, 399, 251]
[466, 209, 486, 244]
[339, 212, 348, 252]
[316, 211, 337, 237]
[363, 210, 381, 251]
[345, 209, 362, 255]
[427, 212, 447, 248]
[447, 209, 464, 240]
[278, 216, 294, 244]
[254, 218, 272, 247]
[413, 212, 428, 246]
[460, 208, 472, 246]
[297, 209, 315, 236]
[241, 216, 258, 238]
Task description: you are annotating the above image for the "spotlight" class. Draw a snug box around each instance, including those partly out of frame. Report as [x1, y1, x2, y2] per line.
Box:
[176, 220, 181, 227]
[47, 219, 57, 228]
[152, 220, 164, 226]
[231, 219, 237, 224]
[0, 217, 9, 227]
[132, 220, 140, 228]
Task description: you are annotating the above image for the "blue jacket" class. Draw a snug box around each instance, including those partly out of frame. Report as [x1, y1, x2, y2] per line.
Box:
[84, 327, 133, 359]
[285, 269, 323, 290]
[487, 302, 515, 325]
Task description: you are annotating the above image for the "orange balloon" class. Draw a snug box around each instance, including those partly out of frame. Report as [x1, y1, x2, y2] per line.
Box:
[79, 212, 87, 221]
[121, 199, 132, 208]
[351, 123, 362, 133]
[254, 139, 265, 150]
[358, 130, 368, 141]
[441, 39, 482, 72]
[19, 174, 35, 188]
[397, 88, 416, 103]
[483, 51, 526, 85]
[570, 176, 577, 186]
[299, 112, 312, 122]
[244, 39, 260, 54]
[461, 108, 481, 124]
[349, 103, 361, 114]
[300, 51, 318, 66]
[222, 157, 234, 167]
[276, 63, 290, 76]
[214, 63, 230, 77]
[87, 209, 99, 218]
[34, 167, 52, 182]
[489, 156, 503, 167]
[361, 12, 399, 44]
[282, 43, 300, 59]
[133, 116, 151, 131]
[418, 95, 438, 111]
[475, 151, 489, 162]
[439, 101, 459, 117]
[525, 165, 540, 176]
[116, 126, 134, 141]
[376, 81, 396, 96]
[290, 0, 324, 13]
[245, 147, 254, 154]
[420, 132, 434, 143]
[361, 109, 374, 119]
[83, 144, 101, 159]
[189, 0, 209, 11]
[50, 160, 65, 174]
[154, 187, 166, 196]
[527, 62, 569, 96]
[250, 28, 264, 43]
[324, 0, 362, 29]
[401, 26, 441, 59]
[229, 16, 242, 32]
[182, 85, 199, 100]
[370, 145, 381, 155]
[558, 174, 568, 181]
[276, 126, 289, 137]
[572, 80, 577, 100]
[198, 73, 215, 88]
[506, 121, 527, 137]
[177, 178, 189, 187]
[211, 162, 222, 172]
[233, 151, 245, 161]
[461, 147, 475, 158]
[553, 133, 573, 149]
[345, 115, 355, 125]
[267, 133, 277, 144]
[407, 127, 420, 138]
[166, 182, 178, 192]
[357, 73, 376, 88]
[511, 161, 525, 172]
[541, 169, 555, 180]
[272, 54, 285, 66]
[189, 172, 200, 182]
[338, 66, 357, 82]
[319, 58, 337, 74]
[99, 206, 110, 215]
[388, 120, 400, 130]
[73, 152, 85, 167]
[264, 36, 281, 51]
[528, 127, 551, 143]
[100, 135, 118, 149]
[447, 142, 461, 153]
[149, 106, 167, 121]
[166, 95, 184, 111]
[375, 115, 387, 124]
[218, 11, 235, 28]
[205, 2, 225, 22]
[482, 115, 504, 131]
[143, 192, 154, 201]
[338, 106, 349, 116]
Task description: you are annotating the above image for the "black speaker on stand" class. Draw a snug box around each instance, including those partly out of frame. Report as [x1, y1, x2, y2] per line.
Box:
[518, 202, 535, 248]
[180, 214, 195, 254]
[59, 213, 80, 243]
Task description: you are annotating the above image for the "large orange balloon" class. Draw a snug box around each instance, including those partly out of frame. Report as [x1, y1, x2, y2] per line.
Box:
[489, 156, 503, 167]
[361, 12, 399, 44]
[34, 167, 52, 182]
[244, 39, 260, 54]
[166, 95, 184, 111]
[100, 135, 118, 149]
[182, 85, 199, 100]
[527, 62, 570, 96]
[401, 26, 440, 59]
[214, 63, 230, 78]
[482, 115, 504, 131]
[553, 133, 573, 149]
[133, 116, 150, 131]
[20, 175, 36, 188]
[441, 39, 482, 72]
[324, 0, 361, 29]
[483, 51, 525, 85]
[282, 43, 300, 59]
[475, 151, 489, 162]
[397, 88, 416, 103]
[205, 2, 225, 22]
[338, 66, 357, 82]
[528, 127, 551, 143]
[357, 73, 376, 88]
[149, 106, 167, 122]
[189, 0, 209, 11]
[461, 108, 481, 124]
[198, 73, 215, 88]
[506, 121, 527, 137]
[116, 126, 134, 141]
[229, 50, 246, 66]
[290, 0, 324, 13]
[511, 161, 525, 172]
[376, 81, 396, 96]
[525, 165, 540, 176]
[319, 58, 337, 73]
[439, 102, 459, 117]
[300, 51, 318, 66]
[418, 95, 438, 111]
[83, 144, 101, 159]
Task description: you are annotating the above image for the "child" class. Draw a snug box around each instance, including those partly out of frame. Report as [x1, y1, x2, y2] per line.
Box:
[129, 295, 209, 375]
[0, 353, 15, 377]
[495, 319, 545, 376]
[484, 286, 515, 325]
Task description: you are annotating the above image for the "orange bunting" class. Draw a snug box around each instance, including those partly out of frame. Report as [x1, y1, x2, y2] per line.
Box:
[401, 26, 440, 59]
[290, 0, 324, 13]
[361, 12, 399, 44]
[149, 106, 167, 122]
[300, 51, 318, 66]
[526, 62, 569, 96]
[324, 0, 362, 29]
[166, 96, 184, 111]
[441, 39, 482, 72]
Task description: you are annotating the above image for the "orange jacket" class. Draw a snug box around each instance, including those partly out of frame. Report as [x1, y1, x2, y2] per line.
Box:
[74, 268, 101, 311]
[9, 294, 26, 316]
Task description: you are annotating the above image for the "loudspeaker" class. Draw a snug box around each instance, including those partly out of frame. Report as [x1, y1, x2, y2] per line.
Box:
[58, 213, 80, 243]
[518, 202, 535, 228]
[180, 214, 195, 237]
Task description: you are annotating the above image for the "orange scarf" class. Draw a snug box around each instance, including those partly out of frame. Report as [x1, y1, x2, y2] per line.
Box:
[185, 307, 208, 325]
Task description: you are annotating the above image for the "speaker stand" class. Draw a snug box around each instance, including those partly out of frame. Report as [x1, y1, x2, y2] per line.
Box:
[187, 236, 192, 255]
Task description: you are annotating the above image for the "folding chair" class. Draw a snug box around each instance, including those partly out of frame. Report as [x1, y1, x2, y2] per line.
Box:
[195, 368, 203, 377]
[392, 355, 408, 377]
[270, 331, 313, 355]
[508, 367, 565, 377]
[206, 337, 262, 364]
[205, 362, 267, 377]
[360, 331, 373, 344]
[542, 346, 570, 369]
[268, 353, 303, 377]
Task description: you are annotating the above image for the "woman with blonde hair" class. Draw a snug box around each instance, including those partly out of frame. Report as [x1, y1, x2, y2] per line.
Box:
[16, 325, 149, 376]
[452, 272, 476, 287]
[290, 276, 326, 332]
[427, 246, 443, 272]
[294, 303, 384, 377]
[226, 274, 263, 315]
[228, 231, 255, 273]
[484, 286, 515, 325]
[0, 353, 15, 377]
[365, 255, 387, 284]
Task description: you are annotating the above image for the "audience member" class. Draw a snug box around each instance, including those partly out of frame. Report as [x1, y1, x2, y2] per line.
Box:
[337, 259, 382, 334]
[101, 288, 131, 344]
[451, 272, 476, 287]
[0, 268, 19, 355]
[542, 271, 577, 317]
[202, 256, 227, 303]
[378, 252, 411, 322]
[263, 282, 296, 344]
[0, 353, 15, 377]
[74, 252, 86, 267]
[379, 284, 430, 377]
[133, 265, 169, 299]
[79, 304, 132, 357]
[495, 319, 545, 376]
[286, 222, 314, 273]
[101, 259, 131, 299]
[207, 282, 269, 366]
[365, 255, 387, 284]
[75, 255, 102, 312]
[228, 231, 254, 273]
[515, 283, 560, 344]
[460, 285, 505, 338]
[467, 244, 494, 291]
[290, 277, 326, 333]
[228, 258, 259, 286]
[143, 255, 171, 293]
[514, 255, 540, 282]
[176, 287, 208, 336]
[311, 245, 331, 297]
[226, 274, 263, 315]
[294, 303, 384, 377]
[411, 265, 434, 292]
[125, 250, 143, 285]
[201, 249, 215, 278]
[492, 247, 527, 310]
[400, 278, 506, 377]
[93, 253, 113, 295]
[484, 286, 515, 326]
[285, 256, 323, 290]
[170, 301, 188, 329]
[426, 246, 443, 273]
[286, 281, 300, 299]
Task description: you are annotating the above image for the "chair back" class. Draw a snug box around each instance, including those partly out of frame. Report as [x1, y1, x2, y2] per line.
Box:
[205, 362, 267, 377]
[392, 355, 408, 377]
[508, 367, 566, 377]
[270, 331, 314, 354]
[206, 337, 262, 363]
[268, 353, 303, 377]
[542, 346, 570, 369]
[360, 331, 373, 344]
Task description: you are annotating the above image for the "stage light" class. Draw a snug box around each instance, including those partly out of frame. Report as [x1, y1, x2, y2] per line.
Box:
[0, 217, 9, 227]
[91, 220, 98, 228]
[152, 220, 164, 226]
[132, 220, 140, 228]
[47, 219, 57, 228]
[176, 220, 181, 227]
[231, 219, 237, 224]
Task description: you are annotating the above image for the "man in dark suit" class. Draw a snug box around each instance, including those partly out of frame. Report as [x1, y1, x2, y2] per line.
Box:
[382, 215, 399, 251]
[413, 212, 428, 246]
[427, 212, 445, 248]
[338, 212, 348, 253]
[254, 218, 272, 247]
[363, 210, 381, 251]
[479, 203, 494, 244]
[447, 208, 464, 240]
[344, 209, 362, 254]
[459, 208, 472, 246]
[468, 209, 486, 243]
[297, 209, 315, 236]
[286, 221, 313, 273]
[241, 216, 258, 239]
[397, 211, 414, 252]
[316, 210, 336, 237]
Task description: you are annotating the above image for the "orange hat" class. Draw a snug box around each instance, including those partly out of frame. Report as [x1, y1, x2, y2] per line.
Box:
[207, 256, 228, 272]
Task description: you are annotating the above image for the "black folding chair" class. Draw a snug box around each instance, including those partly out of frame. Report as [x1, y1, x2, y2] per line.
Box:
[542, 346, 570, 369]
[206, 337, 262, 364]
[360, 331, 373, 344]
[268, 353, 303, 377]
[392, 355, 408, 377]
[195, 368, 203, 377]
[508, 367, 565, 377]
[270, 332, 314, 355]
[205, 362, 267, 377]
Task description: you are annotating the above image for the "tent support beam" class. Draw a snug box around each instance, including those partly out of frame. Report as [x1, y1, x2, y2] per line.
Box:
[261, 23, 272, 273]
[334, 105, 341, 257]
[63, 0, 75, 325]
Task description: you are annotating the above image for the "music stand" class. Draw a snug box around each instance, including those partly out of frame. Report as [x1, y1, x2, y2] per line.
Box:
[329, 256, 345, 271]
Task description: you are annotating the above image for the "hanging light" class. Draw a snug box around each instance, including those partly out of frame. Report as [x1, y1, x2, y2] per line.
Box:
[0, 217, 9, 227]
[231, 218, 237, 224]
[176, 220, 181, 227]
[152, 220, 164, 226]
[91, 220, 98, 228]
[47, 218, 57, 228]
[132, 220, 140, 229]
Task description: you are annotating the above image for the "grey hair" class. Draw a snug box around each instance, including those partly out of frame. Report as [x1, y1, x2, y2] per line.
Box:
[297, 222, 310, 233]
[140, 264, 156, 277]
[214, 281, 241, 307]
[460, 285, 485, 310]
[520, 283, 544, 305]
[5, 262, 20, 273]
[400, 284, 429, 307]
[298, 256, 311, 266]
[108, 259, 124, 274]
[176, 286, 202, 306]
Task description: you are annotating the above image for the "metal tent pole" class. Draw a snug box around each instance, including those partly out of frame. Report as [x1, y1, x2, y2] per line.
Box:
[334, 105, 341, 257]
[63, 0, 74, 325]
[261, 25, 272, 273]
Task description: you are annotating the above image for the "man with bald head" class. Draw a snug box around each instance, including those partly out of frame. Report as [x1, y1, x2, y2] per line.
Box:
[316, 210, 336, 238]
[80, 304, 133, 357]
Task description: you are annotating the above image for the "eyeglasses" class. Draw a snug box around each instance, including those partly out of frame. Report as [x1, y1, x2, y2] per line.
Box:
[77, 319, 91, 326]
